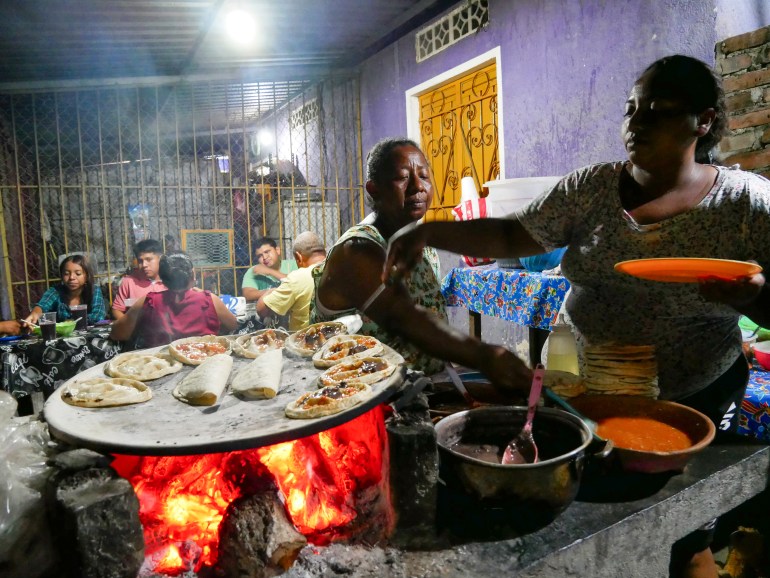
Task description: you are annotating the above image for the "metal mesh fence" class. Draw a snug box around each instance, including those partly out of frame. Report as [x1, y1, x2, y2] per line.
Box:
[0, 76, 365, 319]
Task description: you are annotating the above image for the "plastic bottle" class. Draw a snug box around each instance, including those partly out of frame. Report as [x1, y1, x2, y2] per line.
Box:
[547, 314, 579, 375]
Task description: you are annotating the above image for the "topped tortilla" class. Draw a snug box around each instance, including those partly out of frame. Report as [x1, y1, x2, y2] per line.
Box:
[284, 321, 347, 358]
[285, 382, 371, 419]
[312, 334, 383, 368]
[169, 335, 232, 365]
[317, 356, 396, 387]
[232, 328, 289, 358]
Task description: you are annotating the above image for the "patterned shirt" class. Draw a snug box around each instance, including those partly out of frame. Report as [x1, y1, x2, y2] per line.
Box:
[311, 221, 448, 375]
[518, 162, 770, 400]
[36, 284, 107, 323]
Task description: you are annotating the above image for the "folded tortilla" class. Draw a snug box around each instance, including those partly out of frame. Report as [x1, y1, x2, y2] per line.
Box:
[172, 353, 233, 406]
[231, 348, 284, 399]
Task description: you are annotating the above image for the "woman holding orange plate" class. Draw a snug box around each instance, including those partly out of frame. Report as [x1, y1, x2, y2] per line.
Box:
[386, 56, 770, 577]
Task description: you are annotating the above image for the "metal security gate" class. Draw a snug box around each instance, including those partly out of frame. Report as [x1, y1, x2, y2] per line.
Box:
[418, 61, 500, 222]
[266, 199, 340, 259]
[0, 76, 365, 319]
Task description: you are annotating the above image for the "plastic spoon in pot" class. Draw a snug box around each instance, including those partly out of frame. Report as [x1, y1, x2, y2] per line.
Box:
[502, 364, 545, 465]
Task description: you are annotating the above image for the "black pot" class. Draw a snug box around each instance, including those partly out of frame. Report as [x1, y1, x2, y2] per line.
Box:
[434, 406, 592, 518]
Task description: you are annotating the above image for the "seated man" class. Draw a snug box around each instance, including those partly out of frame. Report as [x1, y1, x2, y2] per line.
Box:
[257, 232, 325, 331]
[111, 239, 167, 320]
[241, 237, 298, 302]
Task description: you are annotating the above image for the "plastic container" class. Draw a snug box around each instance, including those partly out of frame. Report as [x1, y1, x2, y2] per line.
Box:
[520, 247, 567, 272]
[753, 341, 770, 371]
[547, 314, 579, 375]
[483, 176, 562, 217]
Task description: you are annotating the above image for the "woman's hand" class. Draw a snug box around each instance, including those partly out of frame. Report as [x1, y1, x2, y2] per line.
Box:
[22, 308, 42, 326]
[698, 272, 764, 309]
[383, 222, 426, 284]
[475, 345, 534, 398]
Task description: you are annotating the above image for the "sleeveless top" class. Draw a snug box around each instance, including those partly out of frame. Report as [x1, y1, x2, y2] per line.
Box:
[311, 222, 447, 375]
[135, 289, 221, 348]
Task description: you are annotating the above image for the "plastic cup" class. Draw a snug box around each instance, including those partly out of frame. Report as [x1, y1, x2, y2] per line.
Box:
[39, 312, 57, 341]
[71, 304, 88, 330]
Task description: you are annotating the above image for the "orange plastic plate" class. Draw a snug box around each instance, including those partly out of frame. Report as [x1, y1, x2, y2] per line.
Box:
[614, 258, 762, 283]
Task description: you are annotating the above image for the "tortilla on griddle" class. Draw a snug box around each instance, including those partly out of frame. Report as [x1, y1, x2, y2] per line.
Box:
[317, 356, 396, 387]
[104, 352, 183, 381]
[232, 328, 289, 358]
[169, 335, 232, 365]
[285, 382, 371, 419]
[312, 334, 384, 368]
[231, 348, 284, 399]
[284, 321, 347, 358]
[172, 353, 233, 406]
[61, 377, 152, 408]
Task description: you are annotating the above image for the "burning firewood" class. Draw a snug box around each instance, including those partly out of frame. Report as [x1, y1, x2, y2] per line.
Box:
[215, 491, 307, 577]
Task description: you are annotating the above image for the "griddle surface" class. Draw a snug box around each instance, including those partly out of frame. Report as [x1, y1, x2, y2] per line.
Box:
[44, 345, 404, 455]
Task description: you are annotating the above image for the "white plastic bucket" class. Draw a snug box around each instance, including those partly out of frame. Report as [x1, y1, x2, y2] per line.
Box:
[484, 176, 562, 217]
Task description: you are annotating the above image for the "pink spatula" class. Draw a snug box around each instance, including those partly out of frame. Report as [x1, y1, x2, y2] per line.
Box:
[502, 364, 545, 465]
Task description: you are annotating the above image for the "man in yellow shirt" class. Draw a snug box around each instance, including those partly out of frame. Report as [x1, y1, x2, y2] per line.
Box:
[257, 231, 325, 331]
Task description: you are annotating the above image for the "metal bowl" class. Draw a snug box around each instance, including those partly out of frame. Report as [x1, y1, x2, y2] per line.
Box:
[434, 406, 592, 516]
[568, 395, 716, 474]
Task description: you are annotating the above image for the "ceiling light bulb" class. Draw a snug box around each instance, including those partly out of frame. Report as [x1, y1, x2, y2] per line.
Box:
[226, 9, 256, 44]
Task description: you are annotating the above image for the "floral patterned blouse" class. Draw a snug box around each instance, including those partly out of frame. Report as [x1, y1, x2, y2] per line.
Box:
[518, 162, 770, 400]
[311, 220, 448, 375]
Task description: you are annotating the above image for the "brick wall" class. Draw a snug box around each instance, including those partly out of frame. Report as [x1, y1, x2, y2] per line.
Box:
[715, 26, 770, 178]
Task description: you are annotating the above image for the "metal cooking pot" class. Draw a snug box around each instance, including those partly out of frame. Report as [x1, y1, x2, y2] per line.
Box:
[434, 406, 592, 516]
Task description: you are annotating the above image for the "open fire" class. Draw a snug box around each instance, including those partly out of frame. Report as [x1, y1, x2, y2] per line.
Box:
[111, 406, 393, 575]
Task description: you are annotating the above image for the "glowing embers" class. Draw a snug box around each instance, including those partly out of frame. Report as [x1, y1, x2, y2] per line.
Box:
[111, 406, 392, 575]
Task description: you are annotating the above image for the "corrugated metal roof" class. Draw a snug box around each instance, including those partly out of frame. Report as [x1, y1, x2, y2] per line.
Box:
[0, 0, 458, 91]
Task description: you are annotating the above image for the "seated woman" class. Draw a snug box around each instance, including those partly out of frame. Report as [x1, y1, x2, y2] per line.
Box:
[312, 137, 531, 396]
[23, 254, 106, 326]
[110, 252, 238, 347]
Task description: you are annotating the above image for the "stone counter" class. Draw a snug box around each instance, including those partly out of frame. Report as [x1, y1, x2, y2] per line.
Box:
[287, 440, 770, 577]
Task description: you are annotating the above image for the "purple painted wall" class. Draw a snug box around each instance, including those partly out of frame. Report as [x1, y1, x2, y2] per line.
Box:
[359, 0, 770, 179]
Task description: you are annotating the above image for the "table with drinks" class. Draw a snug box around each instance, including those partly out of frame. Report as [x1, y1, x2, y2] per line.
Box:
[1, 323, 122, 416]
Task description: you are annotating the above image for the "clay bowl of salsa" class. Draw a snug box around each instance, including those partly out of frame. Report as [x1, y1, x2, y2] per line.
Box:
[568, 395, 715, 474]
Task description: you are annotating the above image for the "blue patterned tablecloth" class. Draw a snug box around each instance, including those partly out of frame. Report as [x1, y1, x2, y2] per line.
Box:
[441, 265, 571, 330]
[740, 367, 770, 442]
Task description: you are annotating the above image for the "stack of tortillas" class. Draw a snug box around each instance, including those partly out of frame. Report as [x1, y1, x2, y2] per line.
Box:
[583, 344, 659, 398]
[543, 370, 586, 398]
